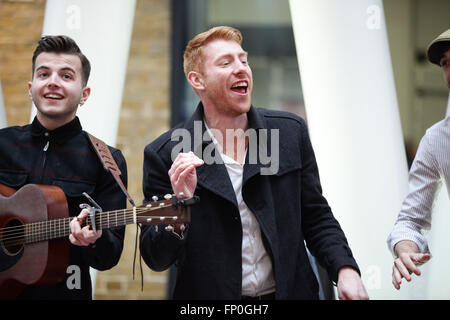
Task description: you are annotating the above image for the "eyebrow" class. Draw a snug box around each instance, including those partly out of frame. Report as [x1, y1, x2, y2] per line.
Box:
[35, 66, 76, 74]
[215, 51, 248, 62]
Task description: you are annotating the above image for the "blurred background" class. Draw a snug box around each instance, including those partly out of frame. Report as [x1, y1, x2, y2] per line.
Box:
[0, 0, 449, 299]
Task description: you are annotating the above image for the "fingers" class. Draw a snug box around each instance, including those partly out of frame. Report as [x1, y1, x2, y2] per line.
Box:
[392, 265, 403, 290]
[412, 253, 431, 265]
[169, 152, 204, 196]
[339, 289, 367, 300]
[169, 152, 203, 177]
[69, 209, 102, 246]
[170, 161, 196, 186]
[391, 253, 430, 289]
[394, 257, 415, 281]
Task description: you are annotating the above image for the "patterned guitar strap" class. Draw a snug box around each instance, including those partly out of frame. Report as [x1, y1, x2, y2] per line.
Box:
[86, 132, 144, 290]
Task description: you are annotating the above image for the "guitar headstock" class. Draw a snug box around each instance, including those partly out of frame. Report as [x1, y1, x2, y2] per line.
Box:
[136, 193, 199, 226]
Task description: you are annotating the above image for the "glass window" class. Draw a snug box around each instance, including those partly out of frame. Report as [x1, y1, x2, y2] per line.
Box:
[172, 0, 306, 124]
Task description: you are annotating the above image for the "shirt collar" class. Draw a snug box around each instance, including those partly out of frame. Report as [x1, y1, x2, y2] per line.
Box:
[31, 116, 83, 144]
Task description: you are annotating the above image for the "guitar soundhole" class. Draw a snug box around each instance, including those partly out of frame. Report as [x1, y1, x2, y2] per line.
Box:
[1, 219, 24, 255]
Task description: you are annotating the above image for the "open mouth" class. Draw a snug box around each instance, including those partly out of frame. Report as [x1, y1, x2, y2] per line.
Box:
[44, 93, 64, 100]
[230, 81, 248, 95]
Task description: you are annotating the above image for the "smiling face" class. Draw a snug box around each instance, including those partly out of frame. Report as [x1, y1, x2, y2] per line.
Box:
[28, 52, 90, 130]
[189, 39, 253, 119]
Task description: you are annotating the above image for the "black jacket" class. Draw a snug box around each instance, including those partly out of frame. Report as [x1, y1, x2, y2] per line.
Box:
[140, 104, 359, 299]
[0, 116, 127, 299]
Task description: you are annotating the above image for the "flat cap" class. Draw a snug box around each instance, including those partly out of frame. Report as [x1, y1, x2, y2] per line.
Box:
[427, 29, 450, 66]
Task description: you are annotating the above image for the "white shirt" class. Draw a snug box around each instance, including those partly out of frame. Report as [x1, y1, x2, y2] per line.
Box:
[204, 122, 276, 296]
[388, 116, 450, 255]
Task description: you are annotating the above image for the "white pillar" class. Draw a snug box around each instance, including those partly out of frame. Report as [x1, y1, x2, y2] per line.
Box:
[0, 80, 6, 128]
[289, 0, 411, 299]
[31, 0, 136, 147]
[36, 0, 136, 297]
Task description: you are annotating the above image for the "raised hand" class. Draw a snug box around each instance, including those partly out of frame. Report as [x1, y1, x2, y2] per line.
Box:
[168, 151, 204, 198]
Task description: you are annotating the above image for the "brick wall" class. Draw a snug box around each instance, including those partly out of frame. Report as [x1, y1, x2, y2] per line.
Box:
[0, 0, 172, 299]
[0, 0, 45, 126]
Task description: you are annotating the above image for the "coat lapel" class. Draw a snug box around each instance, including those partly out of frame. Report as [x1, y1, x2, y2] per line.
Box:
[242, 106, 268, 185]
[184, 103, 238, 207]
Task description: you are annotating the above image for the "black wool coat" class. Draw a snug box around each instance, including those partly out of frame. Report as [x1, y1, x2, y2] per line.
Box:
[140, 103, 359, 300]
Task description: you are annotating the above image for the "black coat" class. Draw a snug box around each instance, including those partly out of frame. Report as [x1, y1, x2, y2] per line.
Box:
[0, 117, 127, 299]
[140, 103, 359, 299]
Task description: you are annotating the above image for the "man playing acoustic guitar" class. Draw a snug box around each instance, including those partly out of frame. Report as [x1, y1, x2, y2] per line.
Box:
[0, 35, 127, 299]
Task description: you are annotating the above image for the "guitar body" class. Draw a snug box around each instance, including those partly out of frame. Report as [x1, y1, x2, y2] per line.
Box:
[0, 184, 69, 299]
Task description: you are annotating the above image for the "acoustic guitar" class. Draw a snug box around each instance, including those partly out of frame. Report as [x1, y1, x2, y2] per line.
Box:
[0, 183, 196, 299]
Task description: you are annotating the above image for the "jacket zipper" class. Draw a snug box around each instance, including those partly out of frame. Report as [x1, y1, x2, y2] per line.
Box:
[42, 140, 49, 168]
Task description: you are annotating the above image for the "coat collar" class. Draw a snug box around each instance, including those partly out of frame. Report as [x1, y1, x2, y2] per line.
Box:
[31, 116, 82, 145]
[182, 102, 269, 206]
[183, 102, 265, 131]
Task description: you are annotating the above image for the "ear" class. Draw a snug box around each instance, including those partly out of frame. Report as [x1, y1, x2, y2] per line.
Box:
[27, 82, 33, 100]
[79, 86, 91, 106]
[187, 71, 205, 92]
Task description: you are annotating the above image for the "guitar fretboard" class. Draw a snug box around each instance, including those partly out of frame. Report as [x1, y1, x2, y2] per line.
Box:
[24, 209, 133, 244]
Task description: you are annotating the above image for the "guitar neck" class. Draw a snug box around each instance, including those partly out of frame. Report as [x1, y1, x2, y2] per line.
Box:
[24, 199, 188, 244]
[24, 208, 134, 244]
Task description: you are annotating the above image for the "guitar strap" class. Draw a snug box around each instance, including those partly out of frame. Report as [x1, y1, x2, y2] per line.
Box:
[86, 132, 135, 207]
[86, 132, 144, 290]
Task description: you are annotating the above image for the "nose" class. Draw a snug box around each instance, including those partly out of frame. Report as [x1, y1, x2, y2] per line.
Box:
[233, 60, 248, 75]
[46, 72, 61, 88]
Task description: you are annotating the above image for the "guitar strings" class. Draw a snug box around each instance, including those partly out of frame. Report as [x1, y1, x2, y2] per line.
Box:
[1, 212, 180, 246]
[0, 204, 183, 246]
[0, 206, 173, 237]
[0, 205, 170, 233]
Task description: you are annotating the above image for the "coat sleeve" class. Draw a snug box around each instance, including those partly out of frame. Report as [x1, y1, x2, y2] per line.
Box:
[298, 120, 360, 283]
[139, 142, 187, 272]
[82, 148, 127, 271]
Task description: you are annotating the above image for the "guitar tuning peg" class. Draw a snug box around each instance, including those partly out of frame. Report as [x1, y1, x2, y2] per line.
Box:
[152, 196, 158, 202]
[164, 194, 172, 200]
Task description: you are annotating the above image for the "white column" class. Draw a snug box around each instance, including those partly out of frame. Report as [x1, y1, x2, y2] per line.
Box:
[31, 0, 136, 147]
[289, 0, 411, 299]
[36, 0, 136, 297]
[0, 80, 6, 128]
